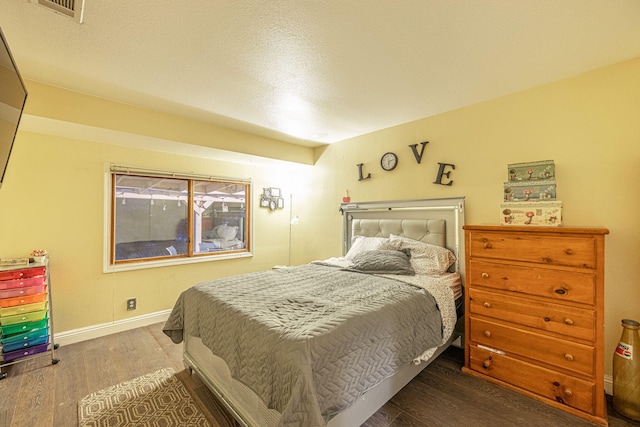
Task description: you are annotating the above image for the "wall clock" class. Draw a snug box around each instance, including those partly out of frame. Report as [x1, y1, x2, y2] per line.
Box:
[380, 152, 398, 171]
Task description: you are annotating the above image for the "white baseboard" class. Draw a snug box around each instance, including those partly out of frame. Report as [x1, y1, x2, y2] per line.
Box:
[53, 309, 172, 347]
[605, 374, 613, 396]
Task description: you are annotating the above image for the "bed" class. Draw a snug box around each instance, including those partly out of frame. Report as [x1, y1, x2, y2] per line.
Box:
[163, 197, 465, 427]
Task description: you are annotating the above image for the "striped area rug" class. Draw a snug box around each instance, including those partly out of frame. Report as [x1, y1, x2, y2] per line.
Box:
[78, 368, 214, 426]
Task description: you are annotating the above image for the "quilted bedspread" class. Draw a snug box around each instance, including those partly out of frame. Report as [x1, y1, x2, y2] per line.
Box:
[163, 263, 455, 427]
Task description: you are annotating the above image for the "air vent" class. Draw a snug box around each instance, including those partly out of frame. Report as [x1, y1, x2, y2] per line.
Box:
[31, 0, 85, 23]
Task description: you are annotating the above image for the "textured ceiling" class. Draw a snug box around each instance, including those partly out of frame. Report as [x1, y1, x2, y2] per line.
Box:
[1, 0, 640, 148]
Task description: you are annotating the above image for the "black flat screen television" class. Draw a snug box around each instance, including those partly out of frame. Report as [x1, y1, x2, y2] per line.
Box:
[0, 26, 27, 189]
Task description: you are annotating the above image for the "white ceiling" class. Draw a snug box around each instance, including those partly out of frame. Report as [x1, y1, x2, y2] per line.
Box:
[1, 0, 640, 148]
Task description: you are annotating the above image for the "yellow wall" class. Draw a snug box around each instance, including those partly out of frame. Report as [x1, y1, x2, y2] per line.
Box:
[0, 96, 314, 333]
[0, 57, 638, 378]
[308, 57, 640, 376]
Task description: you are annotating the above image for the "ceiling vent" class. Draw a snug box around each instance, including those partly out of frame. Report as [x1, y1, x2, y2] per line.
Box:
[31, 0, 85, 23]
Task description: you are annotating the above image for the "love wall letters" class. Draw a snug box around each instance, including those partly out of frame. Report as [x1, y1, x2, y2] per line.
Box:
[356, 141, 455, 186]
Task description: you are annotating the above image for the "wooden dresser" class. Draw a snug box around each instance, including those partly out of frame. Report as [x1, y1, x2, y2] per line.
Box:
[462, 225, 609, 425]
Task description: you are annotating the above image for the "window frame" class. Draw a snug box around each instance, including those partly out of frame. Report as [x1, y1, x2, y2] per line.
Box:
[104, 164, 253, 273]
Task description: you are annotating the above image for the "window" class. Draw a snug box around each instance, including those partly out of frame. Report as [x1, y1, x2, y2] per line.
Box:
[110, 166, 251, 266]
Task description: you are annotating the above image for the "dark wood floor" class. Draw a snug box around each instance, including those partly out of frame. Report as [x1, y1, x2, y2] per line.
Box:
[0, 322, 638, 427]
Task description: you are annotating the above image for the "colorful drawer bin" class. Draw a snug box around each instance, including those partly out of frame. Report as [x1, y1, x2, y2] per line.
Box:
[0, 266, 46, 282]
[0, 284, 46, 299]
[0, 301, 47, 318]
[1, 327, 48, 344]
[0, 275, 46, 291]
[0, 309, 48, 326]
[0, 317, 48, 336]
[0, 292, 47, 308]
[1, 342, 49, 363]
[2, 333, 49, 353]
[0, 262, 57, 376]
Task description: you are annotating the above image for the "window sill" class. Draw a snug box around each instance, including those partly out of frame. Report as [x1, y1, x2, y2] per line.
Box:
[103, 251, 253, 273]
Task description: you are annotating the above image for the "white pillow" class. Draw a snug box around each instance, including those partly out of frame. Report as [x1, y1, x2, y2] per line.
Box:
[382, 234, 456, 275]
[344, 236, 389, 260]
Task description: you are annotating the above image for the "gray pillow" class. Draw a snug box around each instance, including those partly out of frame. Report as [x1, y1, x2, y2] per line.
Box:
[344, 249, 415, 275]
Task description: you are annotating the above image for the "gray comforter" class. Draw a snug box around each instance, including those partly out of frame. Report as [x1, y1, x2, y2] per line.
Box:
[163, 263, 443, 426]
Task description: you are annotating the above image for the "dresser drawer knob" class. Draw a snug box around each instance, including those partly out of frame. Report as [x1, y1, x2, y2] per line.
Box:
[564, 318, 574, 325]
[543, 317, 551, 322]
[554, 285, 569, 295]
[565, 249, 574, 255]
[481, 272, 489, 279]
[483, 330, 491, 338]
[564, 353, 574, 361]
[483, 242, 492, 249]
[482, 358, 492, 369]
[483, 302, 491, 308]
[564, 388, 573, 398]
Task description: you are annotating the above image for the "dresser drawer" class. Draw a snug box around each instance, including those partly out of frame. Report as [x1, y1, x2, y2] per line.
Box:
[470, 317, 595, 375]
[0, 266, 46, 282]
[469, 345, 595, 414]
[0, 275, 46, 291]
[468, 260, 595, 305]
[469, 288, 595, 341]
[468, 231, 596, 268]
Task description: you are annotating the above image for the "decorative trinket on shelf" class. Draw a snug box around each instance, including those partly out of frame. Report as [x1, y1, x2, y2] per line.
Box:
[30, 249, 48, 263]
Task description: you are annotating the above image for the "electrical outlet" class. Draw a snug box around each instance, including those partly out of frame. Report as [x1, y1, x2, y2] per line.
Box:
[127, 298, 137, 311]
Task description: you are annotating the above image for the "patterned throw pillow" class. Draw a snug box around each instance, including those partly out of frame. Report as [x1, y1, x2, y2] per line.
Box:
[381, 235, 456, 275]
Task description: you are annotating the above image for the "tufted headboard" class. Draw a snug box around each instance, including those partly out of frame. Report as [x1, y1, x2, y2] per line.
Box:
[351, 218, 446, 247]
[341, 197, 465, 280]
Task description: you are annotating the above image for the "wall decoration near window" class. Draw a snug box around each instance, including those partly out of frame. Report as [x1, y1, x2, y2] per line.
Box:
[260, 187, 284, 211]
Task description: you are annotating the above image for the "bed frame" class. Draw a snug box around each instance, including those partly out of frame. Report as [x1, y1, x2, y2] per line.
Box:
[183, 197, 466, 426]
